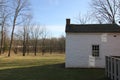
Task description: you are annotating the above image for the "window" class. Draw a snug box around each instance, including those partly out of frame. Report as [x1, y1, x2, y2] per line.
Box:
[92, 45, 99, 57]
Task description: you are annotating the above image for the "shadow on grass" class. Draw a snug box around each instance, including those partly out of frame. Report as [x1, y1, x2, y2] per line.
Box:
[0, 63, 106, 80]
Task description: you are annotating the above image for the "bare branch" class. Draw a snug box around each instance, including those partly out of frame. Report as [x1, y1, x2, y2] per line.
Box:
[91, 0, 120, 24]
[75, 12, 91, 24]
[8, 0, 31, 57]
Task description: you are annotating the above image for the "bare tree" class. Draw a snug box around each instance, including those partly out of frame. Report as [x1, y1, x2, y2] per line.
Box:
[91, 0, 120, 24]
[0, 0, 6, 55]
[58, 35, 65, 53]
[22, 26, 27, 56]
[22, 15, 32, 56]
[8, 0, 30, 57]
[75, 12, 91, 24]
[0, 0, 9, 55]
[41, 28, 48, 55]
[3, 28, 9, 53]
[15, 14, 32, 56]
[30, 24, 43, 56]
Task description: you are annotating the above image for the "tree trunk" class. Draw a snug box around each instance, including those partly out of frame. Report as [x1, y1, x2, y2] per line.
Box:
[34, 39, 37, 56]
[0, 24, 4, 55]
[8, 15, 17, 57]
[42, 39, 44, 55]
[23, 42, 26, 56]
[26, 33, 29, 55]
[23, 27, 26, 56]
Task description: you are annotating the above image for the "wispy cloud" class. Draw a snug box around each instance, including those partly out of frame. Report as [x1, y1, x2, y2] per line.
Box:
[48, 0, 59, 5]
[14, 25, 65, 37]
[46, 25, 65, 37]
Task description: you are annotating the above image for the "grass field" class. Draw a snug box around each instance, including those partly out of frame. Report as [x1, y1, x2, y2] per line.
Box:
[0, 53, 106, 80]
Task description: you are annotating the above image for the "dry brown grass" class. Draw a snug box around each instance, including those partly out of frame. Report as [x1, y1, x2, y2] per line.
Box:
[0, 52, 105, 80]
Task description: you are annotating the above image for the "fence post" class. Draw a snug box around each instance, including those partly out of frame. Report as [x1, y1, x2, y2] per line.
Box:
[111, 57, 113, 80]
[108, 56, 111, 78]
[114, 58, 117, 80]
[105, 56, 108, 77]
[118, 60, 120, 80]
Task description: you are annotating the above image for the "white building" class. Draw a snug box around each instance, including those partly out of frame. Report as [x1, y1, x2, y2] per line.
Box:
[65, 19, 120, 68]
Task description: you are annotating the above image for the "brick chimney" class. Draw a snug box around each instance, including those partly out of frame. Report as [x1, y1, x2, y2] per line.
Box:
[66, 18, 70, 25]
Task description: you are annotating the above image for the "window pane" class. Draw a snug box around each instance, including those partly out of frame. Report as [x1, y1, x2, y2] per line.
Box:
[92, 45, 99, 57]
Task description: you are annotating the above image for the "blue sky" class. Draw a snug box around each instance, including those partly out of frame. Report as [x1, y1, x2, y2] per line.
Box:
[30, 0, 91, 37]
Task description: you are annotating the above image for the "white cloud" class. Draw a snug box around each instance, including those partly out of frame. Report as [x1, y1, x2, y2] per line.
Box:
[46, 25, 65, 37]
[13, 24, 65, 38]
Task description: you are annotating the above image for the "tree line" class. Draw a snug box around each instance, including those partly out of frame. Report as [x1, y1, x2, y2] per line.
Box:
[11, 35, 65, 56]
[0, 22, 65, 56]
[0, 0, 65, 57]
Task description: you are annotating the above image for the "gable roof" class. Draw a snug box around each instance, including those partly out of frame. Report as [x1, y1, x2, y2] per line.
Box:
[65, 24, 120, 33]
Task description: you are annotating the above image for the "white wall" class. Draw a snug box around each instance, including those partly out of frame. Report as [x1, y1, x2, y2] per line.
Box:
[65, 33, 120, 68]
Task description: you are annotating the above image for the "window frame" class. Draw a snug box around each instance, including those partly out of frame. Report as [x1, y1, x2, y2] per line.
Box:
[92, 45, 99, 57]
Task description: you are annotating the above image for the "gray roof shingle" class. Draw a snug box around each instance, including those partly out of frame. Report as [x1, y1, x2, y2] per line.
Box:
[65, 24, 120, 33]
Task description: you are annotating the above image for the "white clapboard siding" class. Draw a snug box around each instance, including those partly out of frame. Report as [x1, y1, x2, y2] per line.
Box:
[66, 33, 120, 68]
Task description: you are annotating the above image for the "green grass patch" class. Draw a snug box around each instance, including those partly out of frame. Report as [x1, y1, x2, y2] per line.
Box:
[0, 54, 105, 80]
